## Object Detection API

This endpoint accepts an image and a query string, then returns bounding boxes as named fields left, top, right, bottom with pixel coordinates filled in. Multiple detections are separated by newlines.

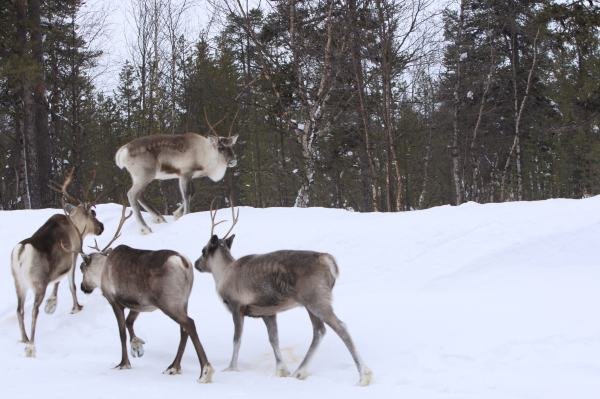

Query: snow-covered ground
left=1, top=198, right=599, bottom=399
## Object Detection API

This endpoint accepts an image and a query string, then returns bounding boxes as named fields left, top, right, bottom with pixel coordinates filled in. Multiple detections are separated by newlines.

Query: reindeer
left=79, top=205, right=214, bottom=383
left=115, top=110, right=239, bottom=234
left=194, top=200, right=373, bottom=386
left=10, top=169, right=104, bottom=357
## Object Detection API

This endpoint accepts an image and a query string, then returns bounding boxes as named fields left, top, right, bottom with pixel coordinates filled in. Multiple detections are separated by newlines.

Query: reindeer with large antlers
left=115, top=110, right=239, bottom=234
left=79, top=205, right=214, bottom=383
left=194, top=199, right=373, bottom=386
left=10, top=169, right=104, bottom=357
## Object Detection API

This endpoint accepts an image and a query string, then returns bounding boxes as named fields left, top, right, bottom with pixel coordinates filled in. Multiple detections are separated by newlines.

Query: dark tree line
left=0, top=0, right=598, bottom=212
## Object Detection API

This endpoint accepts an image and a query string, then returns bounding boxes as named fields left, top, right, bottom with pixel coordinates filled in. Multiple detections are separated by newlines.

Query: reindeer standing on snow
left=194, top=200, right=373, bottom=386
left=78, top=205, right=214, bottom=383
left=10, top=170, right=104, bottom=357
left=115, top=110, right=239, bottom=234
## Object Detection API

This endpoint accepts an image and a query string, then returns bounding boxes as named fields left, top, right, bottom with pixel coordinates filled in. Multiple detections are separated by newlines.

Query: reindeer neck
left=211, top=249, right=236, bottom=286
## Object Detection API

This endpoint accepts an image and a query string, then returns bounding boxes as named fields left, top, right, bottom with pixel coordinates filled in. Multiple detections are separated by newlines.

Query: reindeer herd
left=9, top=121, right=373, bottom=387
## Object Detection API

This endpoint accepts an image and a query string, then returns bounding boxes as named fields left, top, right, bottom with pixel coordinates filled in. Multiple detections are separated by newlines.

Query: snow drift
left=1, top=198, right=599, bottom=399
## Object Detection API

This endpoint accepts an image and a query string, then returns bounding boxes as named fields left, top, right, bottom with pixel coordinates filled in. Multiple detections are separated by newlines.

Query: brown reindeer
left=10, top=170, right=104, bottom=357
left=194, top=200, right=373, bottom=386
left=115, top=110, right=239, bottom=234
left=79, top=206, right=214, bottom=383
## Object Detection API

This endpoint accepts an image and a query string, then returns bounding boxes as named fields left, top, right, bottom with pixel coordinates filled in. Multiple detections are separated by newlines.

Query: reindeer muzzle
left=80, top=283, right=93, bottom=294
left=96, top=222, right=105, bottom=235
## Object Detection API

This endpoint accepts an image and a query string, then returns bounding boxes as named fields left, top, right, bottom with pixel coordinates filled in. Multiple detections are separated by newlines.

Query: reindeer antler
left=203, top=107, right=227, bottom=137
left=208, top=197, right=238, bottom=239
left=209, top=197, right=226, bottom=237
left=54, top=168, right=87, bottom=255
left=49, top=167, right=81, bottom=205
left=89, top=204, right=132, bottom=253
left=228, top=108, right=240, bottom=138
left=222, top=197, right=239, bottom=239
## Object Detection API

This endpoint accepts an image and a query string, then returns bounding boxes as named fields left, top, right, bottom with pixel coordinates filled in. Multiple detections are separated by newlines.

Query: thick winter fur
left=80, top=244, right=213, bottom=383
left=115, top=132, right=238, bottom=234
left=10, top=206, right=104, bottom=357
left=194, top=235, right=372, bottom=385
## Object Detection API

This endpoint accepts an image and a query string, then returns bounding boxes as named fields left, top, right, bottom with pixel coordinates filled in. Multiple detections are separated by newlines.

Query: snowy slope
left=1, top=198, right=599, bottom=399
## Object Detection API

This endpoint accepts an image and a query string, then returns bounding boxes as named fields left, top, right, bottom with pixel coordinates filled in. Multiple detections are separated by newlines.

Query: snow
left=1, top=198, right=600, bottom=398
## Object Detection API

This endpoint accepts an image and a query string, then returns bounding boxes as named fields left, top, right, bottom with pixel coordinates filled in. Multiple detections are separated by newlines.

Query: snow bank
left=1, top=198, right=599, bottom=398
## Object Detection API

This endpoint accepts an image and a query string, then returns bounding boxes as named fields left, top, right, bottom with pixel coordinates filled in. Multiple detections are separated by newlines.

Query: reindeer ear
left=209, top=234, right=219, bottom=248
left=229, top=135, right=238, bottom=145
left=65, top=203, right=76, bottom=214
left=225, top=234, right=235, bottom=249
left=104, top=248, right=113, bottom=256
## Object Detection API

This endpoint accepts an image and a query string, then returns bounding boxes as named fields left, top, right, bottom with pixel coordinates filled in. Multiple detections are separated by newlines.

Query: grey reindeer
left=10, top=170, right=104, bottom=357
left=79, top=205, right=214, bottom=383
left=194, top=201, right=373, bottom=386
left=115, top=110, right=239, bottom=234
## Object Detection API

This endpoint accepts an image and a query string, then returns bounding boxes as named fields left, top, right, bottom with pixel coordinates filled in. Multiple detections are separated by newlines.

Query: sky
left=81, top=0, right=450, bottom=94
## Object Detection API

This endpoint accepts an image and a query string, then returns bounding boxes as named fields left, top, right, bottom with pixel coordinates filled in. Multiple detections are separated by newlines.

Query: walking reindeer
left=79, top=205, right=214, bottom=383
left=115, top=110, right=239, bottom=234
left=10, top=170, right=104, bottom=357
left=194, top=200, right=373, bottom=386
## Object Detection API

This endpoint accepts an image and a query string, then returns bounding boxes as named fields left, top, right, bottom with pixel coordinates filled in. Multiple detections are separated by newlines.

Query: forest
left=0, top=0, right=598, bottom=212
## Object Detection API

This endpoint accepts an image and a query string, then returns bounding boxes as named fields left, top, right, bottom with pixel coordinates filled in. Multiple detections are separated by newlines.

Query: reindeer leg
left=164, top=325, right=188, bottom=375
left=224, top=306, right=244, bottom=372
left=173, top=175, right=192, bottom=220
left=125, top=310, right=145, bottom=358
left=162, top=305, right=213, bottom=383
left=263, top=315, right=290, bottom=377
left=308, top=304, right=372, bottom=386
left=14, top=282, right=29, bottom=343
left=44, top=282, right=59, bottom=314
left=68, top=254, right=83, bottom=313
left=138, top=195, right=167, bottom=224
left=109, top=301, right=131, bottom=369
left=25, top=286, right=45, bottom=357
left=292, top=310, right=325, bottom=380
left=128, top=181, right=152, bottom=234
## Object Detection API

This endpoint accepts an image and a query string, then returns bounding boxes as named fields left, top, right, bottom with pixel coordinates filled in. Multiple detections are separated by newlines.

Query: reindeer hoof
left=130, top=337, right=145, bottom=358
left=222, top=365, right=239, bottom=372
left=44, top=297, right=57, bottom=314
left=198, top=364, right=214, bottom=383
left=172, top=206, right=184, bottom=220
left=140, top=226, right=152, bottom=235
left=115, top=362, right=132, bottom=370
left=163, top=366, right=182, bottom=375
left=358, top=367, right=373, bottom=386
left=24, top=343, right=36, bottom=358
left=70, top=304, right=83, bottom=314
left=292, top=369, right=309, bottom=380
left=276, top=365, right=291, bottom=377
left=152, top=216, right=167, bottom=224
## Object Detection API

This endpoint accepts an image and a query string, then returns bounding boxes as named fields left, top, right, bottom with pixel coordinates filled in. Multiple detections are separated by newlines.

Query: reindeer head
left=80, top=204, right=132, bottom=294
left=66, top=204, right=104, bottom=236
left=195, top=198, right=238, bottom=273
left=204, top=108, right=239, bottom=168
left=53, top=168, right=105, bottom=237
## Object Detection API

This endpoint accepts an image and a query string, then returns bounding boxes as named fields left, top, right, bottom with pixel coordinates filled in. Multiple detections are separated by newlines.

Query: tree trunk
left=348, top=0, right=378, bottom=211
left=29, top=0, right=51, bottom=207
left=451, top=0, right=465, bottom=206
left=16, top=0, right=41, bottom=208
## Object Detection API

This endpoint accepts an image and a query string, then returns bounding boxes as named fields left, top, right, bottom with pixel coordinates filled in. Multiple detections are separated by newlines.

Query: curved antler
left=209, top=197, right=225, bottom=237
left=227, top=108, right=240, bottom=138
left=208, top=197, right=238, bottom=239
left=89, top=204, right=132, bottom=253
left=203, top=107, right=227, bottom=137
